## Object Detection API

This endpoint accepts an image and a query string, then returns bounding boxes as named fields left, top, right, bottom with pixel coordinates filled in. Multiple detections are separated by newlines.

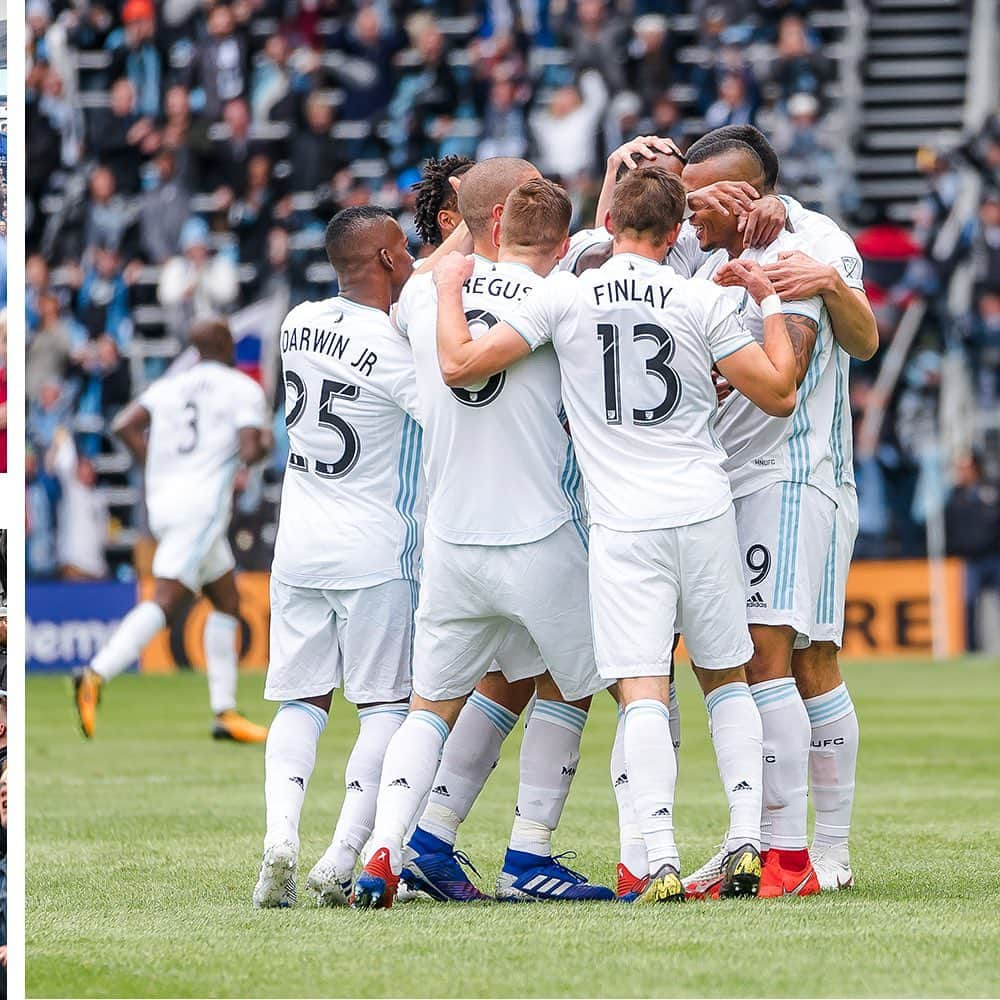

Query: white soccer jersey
left=271, top=296, right=424, bottom=591
left=560, top=222, right=705, bottom=278
left=783, top=196, right=866, bottom=490
left=395, top=260, right=583, bottom=546
left=510, top=252, right=753, bottom=531
left=140, top=360, right=267, bottom=530
left=697, top=231, right=832, bottom=501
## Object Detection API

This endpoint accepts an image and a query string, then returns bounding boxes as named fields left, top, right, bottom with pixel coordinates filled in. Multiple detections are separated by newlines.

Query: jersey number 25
left=284, top=370, right=361, bottom=479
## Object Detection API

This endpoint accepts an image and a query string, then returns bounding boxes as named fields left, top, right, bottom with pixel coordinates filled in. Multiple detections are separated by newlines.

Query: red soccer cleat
left=758, top=848, right=820, bottom=898
left=616, top=863, right=650, bottom=901
left=353, top=847, right=401, bottom=910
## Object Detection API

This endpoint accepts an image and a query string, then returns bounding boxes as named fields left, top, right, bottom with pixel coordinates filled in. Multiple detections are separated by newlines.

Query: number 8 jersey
left=272, top=296, right=424, bottom=591
left=509, top=253, right=752, bottom=531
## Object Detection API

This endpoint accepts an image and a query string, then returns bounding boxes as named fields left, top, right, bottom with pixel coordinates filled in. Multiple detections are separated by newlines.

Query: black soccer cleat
left=719, top=843, right=762, bottom=898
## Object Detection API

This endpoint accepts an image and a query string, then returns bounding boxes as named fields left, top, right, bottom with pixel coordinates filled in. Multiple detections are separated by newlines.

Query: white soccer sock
left=263, top=700, right=327, bottom=848
left=706, top=682, right=763, bottom=852
left=510, top=699, right=587, bottom=856
left=623, top=699, right=679, bottom=872
left=668, top=683, right=681, bottom=764
left=370, top=710, right=450, bottom=873
left=418, top=691, right=518, bottom=846
left=751, top=678, right=810, bottom=852
left=204, top=611, right=239, bottom=715
left=91, top=601, right=166, bottom=682
left=804, top=683, right=859, bottom=851
left=611, top=709, right=647, bottom=877
left=321, top=703, right=408, bottom=873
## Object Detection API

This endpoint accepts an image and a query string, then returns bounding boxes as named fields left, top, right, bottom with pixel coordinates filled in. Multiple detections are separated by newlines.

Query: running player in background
left=252, top=207, right=423, bottom=908
left=433, top=169, right=800, bottom=901
left=73, top=319, right=272, bottom=742
left=353, top=161, right=610, bottom=911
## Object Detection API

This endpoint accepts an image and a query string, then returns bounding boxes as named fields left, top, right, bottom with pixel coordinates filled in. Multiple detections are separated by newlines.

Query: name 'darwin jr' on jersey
left=280, top=319, right=380, bottom=378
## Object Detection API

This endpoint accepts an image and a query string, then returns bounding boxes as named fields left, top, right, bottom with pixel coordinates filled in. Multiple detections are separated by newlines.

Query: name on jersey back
left=280, top=322, right=378, bottom=378
left=592, top=277, right=673, bottom=309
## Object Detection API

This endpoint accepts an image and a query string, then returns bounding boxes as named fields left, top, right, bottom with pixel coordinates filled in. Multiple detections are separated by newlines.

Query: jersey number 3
left=598, top=323, right=681, bottom=426
left=284, top=371, right=361, bottom=479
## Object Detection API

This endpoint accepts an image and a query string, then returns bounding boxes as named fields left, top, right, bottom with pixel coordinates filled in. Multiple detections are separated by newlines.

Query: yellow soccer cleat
left=212, top=710, right=269, bottom=744
left=73, top=668, right=103, bottom=739
left=636, top=864, right=686, bottom=904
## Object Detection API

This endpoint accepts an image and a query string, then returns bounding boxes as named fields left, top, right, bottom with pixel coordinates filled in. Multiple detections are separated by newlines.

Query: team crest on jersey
left=841, top=257, right=860, bottom=278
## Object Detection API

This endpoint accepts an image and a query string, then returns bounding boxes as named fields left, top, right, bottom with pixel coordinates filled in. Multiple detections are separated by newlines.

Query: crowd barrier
left=26, top=559, right=968, bottom=673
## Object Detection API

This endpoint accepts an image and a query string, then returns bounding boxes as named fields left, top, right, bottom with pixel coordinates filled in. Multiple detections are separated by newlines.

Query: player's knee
left=476, top=673, right=534, bottom=714
left=792, top=641, right=842, bottom=699
left=746, top=625, right=796, bottom=684
left=693, top=664, right=747, bottom=695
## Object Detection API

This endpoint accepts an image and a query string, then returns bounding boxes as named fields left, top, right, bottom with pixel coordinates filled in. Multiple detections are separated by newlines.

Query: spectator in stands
left=705, top=72, right=754, bottom=129
left=231, top=153, right=288, bottom=279
left=641, top=94, right=685, bottom=146
left=563, top=0, right=628, bottom=94
left=49, top=428, right=110, bottom=581
left=26, top=254, right=50, bottom=336
left=158, top=217, right=239, bottom=341
left=289, top=94, right=345, bottom=195
left=477, top=72, right=530, bottom=161
left=327, top=6, right=404, bottom=122
left=27, top=294, right=73, bottom=401
left=770, top=92, right=838, bottom=210
left=768, top=13, right=830, bottom=104
left=140, top=150, right=192, bottom=265
left=190, top=3, right=249, bottom=123
left=966, top=289, right=1000, bottom=409
left=250, top=34, right=307, bottom=125
left=603, top=91, right=644, bottom=161
left=27, top=445, right=62, bottom=580
left=969, top=191, right=1000, bottom=293
left=529, top=70, right=608, bottom=183
left=159, top=84, right=197, bottom=188
left=206, top=98, right=259, bottom=204
left=107, top=0, right=162, bottom=119
left=90, top=77, right=152, bottom=195
left=626, top=13, right=674, bottom=110
left=33, top=65, right=85, bottom=173
left=945, top=452, right=1000, bottom=652
left=27, top=380, right=73, bottom=453
left=84, top=165, right=136, bottom=256
left=69, top=243, right=133, bottom=349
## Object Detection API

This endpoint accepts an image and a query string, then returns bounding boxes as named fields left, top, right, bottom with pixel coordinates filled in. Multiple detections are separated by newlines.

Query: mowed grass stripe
left=26, top=659, right=1000, bottom=998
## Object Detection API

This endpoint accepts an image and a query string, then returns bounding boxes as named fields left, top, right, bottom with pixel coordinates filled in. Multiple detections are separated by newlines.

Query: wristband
left=760, top=294, right=781, bottom=318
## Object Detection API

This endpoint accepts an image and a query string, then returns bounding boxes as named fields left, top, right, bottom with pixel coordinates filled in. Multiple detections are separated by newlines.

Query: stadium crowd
left=23, top=0, right=999, bottom=581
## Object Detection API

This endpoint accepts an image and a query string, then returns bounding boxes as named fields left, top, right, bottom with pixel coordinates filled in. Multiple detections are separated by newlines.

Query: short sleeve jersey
left=784, top=196, right=865, bottom=489
left=560, top=221, right=707, bottom=278
left=396, top=260, right=583, bottom=546
left=510, top=252, right=752, bottom=531
left=696, top=230, right=833, bottom=501
left=140, top=360, right=267, bottom=530
left=271, top=296, right=424, bottom=591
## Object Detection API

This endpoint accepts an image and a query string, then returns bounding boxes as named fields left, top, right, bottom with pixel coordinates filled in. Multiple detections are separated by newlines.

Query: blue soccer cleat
left=495, top=849, right=615, bottom=901
left=401, top=827, right=488, bottom=902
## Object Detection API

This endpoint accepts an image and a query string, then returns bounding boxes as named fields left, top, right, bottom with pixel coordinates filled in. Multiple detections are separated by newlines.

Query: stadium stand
left=23, top=0, right=1000, bottom=601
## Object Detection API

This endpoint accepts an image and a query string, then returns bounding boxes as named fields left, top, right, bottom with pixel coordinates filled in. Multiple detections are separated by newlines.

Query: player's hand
left=762, top=251, right=836, bottom=299
left=714, top=258, right=776, bottom=304
left=687, top=181, right=759, bottom=218
left=739, top=194, right=787, bottom=247
left=712, top=367, right=733, bottom=403
left=608, top=135, right=682, bottom=172
left=433, top=251, right=474, bottom=290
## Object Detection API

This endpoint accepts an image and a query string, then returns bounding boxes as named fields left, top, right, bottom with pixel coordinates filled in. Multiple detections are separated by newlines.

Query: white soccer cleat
left=810, top=843, right=854, bottom=891
left=682, top=847, right=727, bottom=900
left=304, top=857, right=353, bottom=907
left=253, top=840, right=298, bottom=908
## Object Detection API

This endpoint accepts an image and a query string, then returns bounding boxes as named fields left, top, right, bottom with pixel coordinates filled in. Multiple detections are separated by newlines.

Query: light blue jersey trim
left=830, top=356, right=848, bottom=487
left=394, top=416, right=423, bottom=608
left=816, top=516, right=838, bottom=625
left=774, top=482, right=803, bottom=611
left=787, top=319, right=825, bottom=486
left=559, top=431, right=589, bottom=551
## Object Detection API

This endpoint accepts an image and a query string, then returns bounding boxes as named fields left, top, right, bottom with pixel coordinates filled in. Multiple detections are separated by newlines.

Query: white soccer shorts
left=810, top=484, right=859, bottom=648
left=589, top=506, right=754, bottom=679
left=151, top=516, right=235, bottom=592
left=265, top=577, right=414, bottom=704
left=412, top=519, right=605, bottom=703
left=734, top=481, right=836, bottom=647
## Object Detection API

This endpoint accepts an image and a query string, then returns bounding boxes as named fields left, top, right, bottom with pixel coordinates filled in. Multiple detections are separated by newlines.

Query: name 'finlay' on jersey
left=272, top=296, right=424, bottom=592
left=509, top=253, right=754, bottom=531
left=140, top=359, right=267, bottom=531
left=396, top=258, right=584, bottom=547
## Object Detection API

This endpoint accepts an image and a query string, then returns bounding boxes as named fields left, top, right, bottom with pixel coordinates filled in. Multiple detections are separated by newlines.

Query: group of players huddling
left=74, top=122, right=875, bottom=908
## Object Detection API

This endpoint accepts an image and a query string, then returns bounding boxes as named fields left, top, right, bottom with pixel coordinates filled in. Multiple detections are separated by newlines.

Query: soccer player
left=73, top=319, right=272, bottom=742
left=412, top=155, right=474, bottom=248
left=430, top=168, right=801, bottom=901
left=680, top=137, right=831, bottom=898
left=252, top=207, right=422, bottom=908
left=690, top=126, right=876, bottom=892
left=353, top=160, right=610, bottom=910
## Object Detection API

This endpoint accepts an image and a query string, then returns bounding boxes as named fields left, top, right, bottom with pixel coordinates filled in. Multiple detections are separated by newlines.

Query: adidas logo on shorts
left=746, top=591, right=767, bottom=608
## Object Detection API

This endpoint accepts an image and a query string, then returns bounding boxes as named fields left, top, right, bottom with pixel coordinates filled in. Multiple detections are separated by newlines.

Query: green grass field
left=26, top=659, right=1000, bottom=998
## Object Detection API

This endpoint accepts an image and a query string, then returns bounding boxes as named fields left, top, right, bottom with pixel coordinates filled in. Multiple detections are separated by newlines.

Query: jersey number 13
left=598, top=322, right=682, bottom=426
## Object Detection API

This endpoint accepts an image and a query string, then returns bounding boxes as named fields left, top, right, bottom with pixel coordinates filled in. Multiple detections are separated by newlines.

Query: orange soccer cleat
left=212, top=710, right=269, bottom=743
left=758, top=848, right=821, bottom=898
left=73, top=668, right=103, bottom=738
